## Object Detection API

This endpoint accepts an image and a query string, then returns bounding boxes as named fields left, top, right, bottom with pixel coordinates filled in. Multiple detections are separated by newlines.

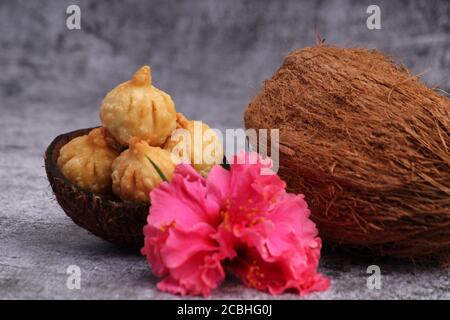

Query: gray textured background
left=1, top=0, right=449, bottom=299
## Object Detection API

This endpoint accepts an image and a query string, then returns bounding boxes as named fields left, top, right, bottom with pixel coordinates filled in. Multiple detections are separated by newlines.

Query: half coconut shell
left=45, top=127, right=148, bottom=248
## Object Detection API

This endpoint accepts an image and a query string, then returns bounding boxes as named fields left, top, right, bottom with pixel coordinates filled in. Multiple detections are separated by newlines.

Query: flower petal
left=158, top=251, right=225, bottom=297
left=229, top=246, right=330, bottom=296
left=148, top=165, right=220, bottom=229
left=161, top=223, right=220, bottom=269
left=206, top=165, right=232, bottom=204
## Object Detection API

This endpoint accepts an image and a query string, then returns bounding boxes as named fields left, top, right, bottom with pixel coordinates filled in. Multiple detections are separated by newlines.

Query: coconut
left=244, top=45, right=450, bottom=262
left=45, top=127, right=148, bottom=248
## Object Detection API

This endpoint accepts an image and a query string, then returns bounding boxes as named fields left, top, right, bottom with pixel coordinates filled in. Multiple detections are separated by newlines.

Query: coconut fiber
left=244, top=45, right=450, bottom=263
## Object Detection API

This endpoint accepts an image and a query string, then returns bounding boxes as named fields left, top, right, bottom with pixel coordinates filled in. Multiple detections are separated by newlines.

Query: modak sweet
left=57, top=127, right=119, bottom=193
left=47, top=65, right=224, bottom=246
left=100, top=65, right=177, bottom=147
left=164, top=113, right=223, bottom=177
left=112, top=137, right=175, bottom=203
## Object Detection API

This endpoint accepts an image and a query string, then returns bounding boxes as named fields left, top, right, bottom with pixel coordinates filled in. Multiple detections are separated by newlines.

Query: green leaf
left=146, top=156, right=168, bottom=182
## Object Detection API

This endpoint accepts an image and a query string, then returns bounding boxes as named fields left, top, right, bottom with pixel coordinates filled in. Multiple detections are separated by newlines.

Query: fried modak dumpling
left=111, top=137, right=175, bottom=203
left=100, top=65, right=177, bottom=147
left=164, top=113, right=223, bottom=177
left=57, top=128, right=119, bottom=193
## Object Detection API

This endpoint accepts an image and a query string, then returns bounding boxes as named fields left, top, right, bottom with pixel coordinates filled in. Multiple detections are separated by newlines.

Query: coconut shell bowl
left=45, top=127, right=148, bottom=248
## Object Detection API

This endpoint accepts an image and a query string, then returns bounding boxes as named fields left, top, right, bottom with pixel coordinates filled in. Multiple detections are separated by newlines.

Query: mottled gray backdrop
left=0, top=0, right=449, bottom=299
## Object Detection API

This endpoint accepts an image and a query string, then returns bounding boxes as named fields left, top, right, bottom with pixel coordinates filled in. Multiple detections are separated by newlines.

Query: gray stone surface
left=0, top=0, right=449, bottom=299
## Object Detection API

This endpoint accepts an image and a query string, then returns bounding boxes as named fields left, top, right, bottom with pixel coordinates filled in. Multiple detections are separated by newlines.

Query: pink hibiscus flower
left=141, top=165, right=226, bottom=297
left=141, top=152, right=330, bottom=297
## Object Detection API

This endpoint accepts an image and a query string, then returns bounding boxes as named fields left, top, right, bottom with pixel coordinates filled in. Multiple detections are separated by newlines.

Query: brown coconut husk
left=45, top=127, right=148, bottom=248
left=244, top=45, right=450, bottom=263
